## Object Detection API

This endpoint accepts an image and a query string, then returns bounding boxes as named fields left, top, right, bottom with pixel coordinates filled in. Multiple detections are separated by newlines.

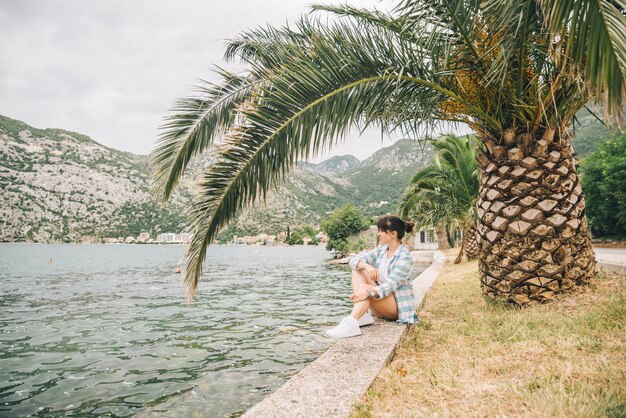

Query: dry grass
left=352, top=261, right=626, bottom=418
left=441, top=248, right=461, bottom=258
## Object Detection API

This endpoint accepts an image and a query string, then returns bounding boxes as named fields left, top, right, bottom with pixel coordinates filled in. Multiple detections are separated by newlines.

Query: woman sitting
left=327, top=215, right=418, bottom=339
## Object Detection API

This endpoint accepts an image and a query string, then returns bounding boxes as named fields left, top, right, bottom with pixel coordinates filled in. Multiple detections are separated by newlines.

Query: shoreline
left=0, top=243, right=349, bottom=417
left=0, top=241, right=327, bottom=248
left=240, top=250, right=444, bottom=417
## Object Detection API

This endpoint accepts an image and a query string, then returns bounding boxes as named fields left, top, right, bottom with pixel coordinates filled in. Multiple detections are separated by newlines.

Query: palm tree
left=150, top=0, right=626, bottom=304
left=398, top=135, right=479, bottom=263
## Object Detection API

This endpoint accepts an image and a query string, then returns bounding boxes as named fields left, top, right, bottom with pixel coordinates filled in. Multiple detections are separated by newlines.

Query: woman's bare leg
left=369, top=295, right=398, bottom=320
left=350, top=270, right=375, bottom=320
left=350, top=269, right=399, bottom=320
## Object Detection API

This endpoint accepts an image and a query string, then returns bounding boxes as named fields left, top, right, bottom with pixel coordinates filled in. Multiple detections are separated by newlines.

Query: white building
left=316, top=232, right=328, bottom=244
left=156, top=232, right=191, bottom=244
left=137, top=231, right=150, bottom=242
left=411, top=228, right=438, bottom=250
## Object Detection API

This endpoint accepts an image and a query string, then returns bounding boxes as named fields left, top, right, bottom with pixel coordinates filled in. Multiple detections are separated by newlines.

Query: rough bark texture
left=437, top=225, right=450, bottom=250
left=476, top=130, right=596, bottom=305
left=464, top=226, right=479, bottom=260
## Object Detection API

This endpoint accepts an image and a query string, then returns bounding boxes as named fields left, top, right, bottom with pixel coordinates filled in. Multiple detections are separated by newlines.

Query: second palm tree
left=398, top=135, right=479, bottom=263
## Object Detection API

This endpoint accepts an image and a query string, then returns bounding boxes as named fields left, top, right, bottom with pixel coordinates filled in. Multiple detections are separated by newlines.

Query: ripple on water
left=0, top=244, right=375, bottom=417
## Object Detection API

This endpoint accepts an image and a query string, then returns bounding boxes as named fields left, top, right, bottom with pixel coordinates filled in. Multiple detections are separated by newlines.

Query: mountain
left=3, top=110, right=612, bottom=244
left=304, top=155, right=360, bottom=176
left=225, top=139, right=433, bottom=237
left=0, top=115, right=190, bottom=242
left=341, top=139, right=433, bottom=215
left=0, top=115, right=435, bottom=243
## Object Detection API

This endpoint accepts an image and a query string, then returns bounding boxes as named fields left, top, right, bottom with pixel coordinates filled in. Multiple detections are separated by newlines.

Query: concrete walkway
left=595, top=247, right=626, bottom=274
left=242, top=251, right=445, bottom=418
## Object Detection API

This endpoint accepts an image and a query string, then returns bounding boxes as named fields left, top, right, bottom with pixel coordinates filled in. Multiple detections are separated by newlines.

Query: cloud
left=1, top=0, right=428, bottom=158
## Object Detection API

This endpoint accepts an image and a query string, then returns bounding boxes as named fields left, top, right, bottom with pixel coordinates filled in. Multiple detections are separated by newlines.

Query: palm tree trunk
left=455, top=226, right=478, bottom=263
left=437, top=224, right=450, bottom=250
left=464, top=226, right=479, bottom=260
left=475, top=131, right=596, bottom=304
left=454, top=234, right=465, bottom=264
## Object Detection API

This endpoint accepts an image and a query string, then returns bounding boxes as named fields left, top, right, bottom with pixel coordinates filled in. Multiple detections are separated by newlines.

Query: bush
left=286, top=229, right=305, bottom=245
left=580, top=136, right=626, bottom=238
left=329, top=239, right=349, bottom=255
left=348, top=238, right=368, bottom=253
left=321, top=204, right=370, bottom=255
left=286, top=225, right=319, bottom=245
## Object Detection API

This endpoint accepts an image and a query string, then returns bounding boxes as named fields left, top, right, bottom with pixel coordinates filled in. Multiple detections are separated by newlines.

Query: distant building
left=137, top=231, right=150, bottom=242
left=411, top=228, right=438, bottom=250
left=233, top=233, right=278, bottom=245
left=156, top=232, right=191, bottom=244
left=254, top=233, right=276, bottom=244
left=242, top=235, right=260, bottom=245
left=157, top=233, right=176, bottom=243
left=125, top=236, right=136, bottom=244
left=316, top=232, right=328, bottom=244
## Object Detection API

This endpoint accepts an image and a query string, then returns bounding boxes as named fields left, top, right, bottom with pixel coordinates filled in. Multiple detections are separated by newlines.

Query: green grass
left=352, top=262, right=626, bottom=417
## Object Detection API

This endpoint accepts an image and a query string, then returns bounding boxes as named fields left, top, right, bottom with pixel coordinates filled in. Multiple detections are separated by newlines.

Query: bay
left=0, top=244, right=356, bottom=417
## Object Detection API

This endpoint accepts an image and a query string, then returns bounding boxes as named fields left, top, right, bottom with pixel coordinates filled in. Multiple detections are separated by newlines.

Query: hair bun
left=405, top=220, right=415, bottom=234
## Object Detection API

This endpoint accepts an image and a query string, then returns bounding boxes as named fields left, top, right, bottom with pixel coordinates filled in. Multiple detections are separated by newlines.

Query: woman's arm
left=348, top=246, right=379, bottom=270
left=349, top=247, right=381, bottom=281
left=371, top=250, right=413, bottom=299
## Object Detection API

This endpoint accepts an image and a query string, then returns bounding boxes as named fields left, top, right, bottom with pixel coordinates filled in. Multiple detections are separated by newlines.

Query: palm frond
left=480, top=0, right=543, bottom=91
left=181, top=19, right=470, bottom=297
left=310, top=3, right=421, bottom=43
left=223, top=22, right=311, bottom=67
left=538, top=0, right=626, bottom=124
left=396, top=0, right=482, bottom=60
left=150, top=68, right=260, bottom=202
left=398, top=134, right=478, bottom=232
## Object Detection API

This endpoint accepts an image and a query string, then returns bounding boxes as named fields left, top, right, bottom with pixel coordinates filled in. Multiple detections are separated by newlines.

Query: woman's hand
left=366, top=265, right=378, bottom=281
left=356, top=260, right=378, bottom=282
left=349, top=286, right=370, bottom=303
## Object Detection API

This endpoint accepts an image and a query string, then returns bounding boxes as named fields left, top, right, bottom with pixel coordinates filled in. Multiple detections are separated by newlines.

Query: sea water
left=0, top=244, right=424, bottom=417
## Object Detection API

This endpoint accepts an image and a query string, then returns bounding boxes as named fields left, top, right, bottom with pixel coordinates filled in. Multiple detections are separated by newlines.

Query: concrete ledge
left=241, top=318, right=408, bottom=418
left=412, top=251, right=445, bottom=310
left=598, top=261, right=626, bottom=275
left=242, top=251, right=446, bottom=418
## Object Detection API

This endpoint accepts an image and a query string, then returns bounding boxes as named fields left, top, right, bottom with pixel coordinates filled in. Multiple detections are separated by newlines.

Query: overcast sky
left=0, top=0, right=452, bottom=162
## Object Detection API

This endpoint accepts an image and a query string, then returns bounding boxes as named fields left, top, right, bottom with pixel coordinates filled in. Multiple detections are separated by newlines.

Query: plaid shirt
left=349, top=244, right=418, bottom=324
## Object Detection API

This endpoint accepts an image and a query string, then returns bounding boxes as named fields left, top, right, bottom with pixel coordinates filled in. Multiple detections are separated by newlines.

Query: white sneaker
left=326, top=316, right=361, bottom=338
left=358, top=312, right=374, bottom=327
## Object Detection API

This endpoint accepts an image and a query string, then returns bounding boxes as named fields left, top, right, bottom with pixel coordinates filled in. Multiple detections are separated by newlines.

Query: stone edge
left=241, top=251, right=446, bottom=418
